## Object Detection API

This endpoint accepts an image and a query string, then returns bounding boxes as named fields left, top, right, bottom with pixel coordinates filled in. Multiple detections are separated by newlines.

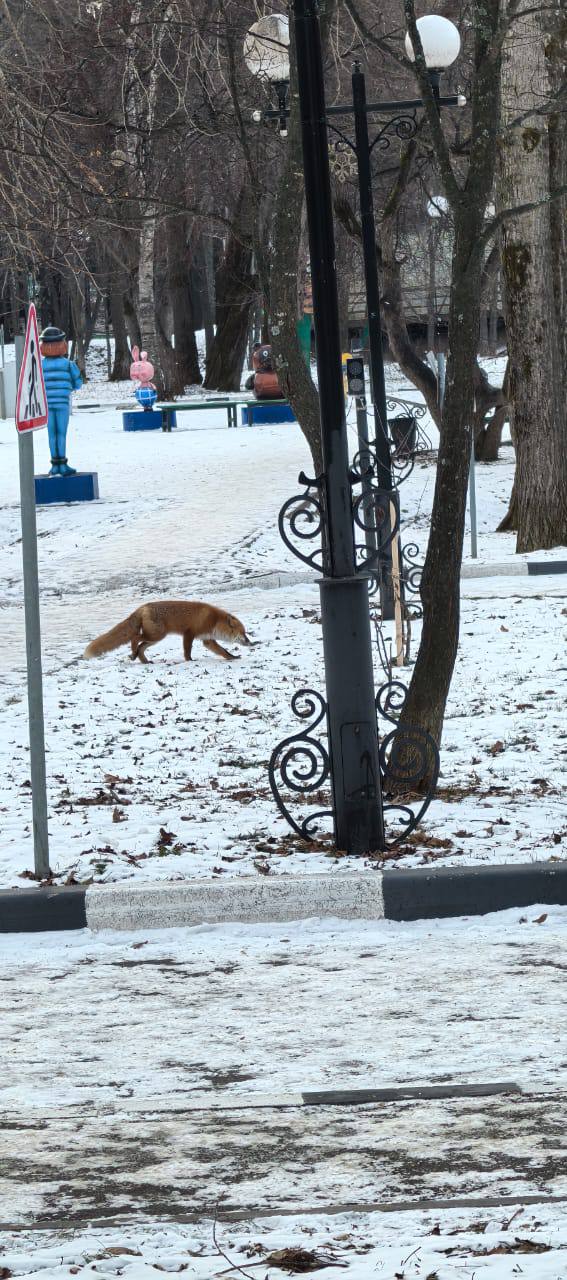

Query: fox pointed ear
left=131, top=345, right=139, bottom=362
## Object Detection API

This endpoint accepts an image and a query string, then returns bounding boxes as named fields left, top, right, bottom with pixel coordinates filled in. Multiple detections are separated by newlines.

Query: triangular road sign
left=16, top=305, right=48, bottom=433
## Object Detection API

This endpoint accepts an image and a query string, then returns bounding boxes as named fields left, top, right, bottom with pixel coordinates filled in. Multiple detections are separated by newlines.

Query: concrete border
left=201, top=559, right=567, bottom=597
left=0, top=862, right=566, bottom=933
left=383, top=862, right=567, bottom=920
left=0, top=885, right=87, bottom=933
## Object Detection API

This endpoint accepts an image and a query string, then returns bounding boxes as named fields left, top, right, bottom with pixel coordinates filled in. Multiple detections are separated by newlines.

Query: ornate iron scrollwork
left=349, top=460, right=401, bottom=583
left=370, top=112, right=419, bottom=153
left=375, top=674, right=440, bottom=846
left=268, top=689, right=333, bottom=840
left=268, top=671, right=439, bottom=849
left=278, top=470, right=325, bottom=573
left=400, top=541, right=423, bottom=619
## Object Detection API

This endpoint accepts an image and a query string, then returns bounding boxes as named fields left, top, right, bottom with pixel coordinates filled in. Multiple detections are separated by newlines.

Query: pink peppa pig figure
left=130, top=345, right=157, bottom=411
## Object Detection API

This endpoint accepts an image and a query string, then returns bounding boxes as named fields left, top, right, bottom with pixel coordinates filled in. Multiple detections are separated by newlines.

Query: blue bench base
left=241, top=403, right=296, bottom=425
left=35, top=472, right=99, bottom=504
left=123, top=409, right=177, bottom=431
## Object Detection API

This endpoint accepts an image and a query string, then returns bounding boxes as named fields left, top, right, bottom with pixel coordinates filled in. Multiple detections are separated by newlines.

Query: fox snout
left=240, top=630, right=260, bottom=646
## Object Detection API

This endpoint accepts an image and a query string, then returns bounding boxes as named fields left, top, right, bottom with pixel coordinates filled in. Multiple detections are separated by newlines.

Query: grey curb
left=1, top=862, right=566, bottom=933
left=209, top=558, right=567, bottom=597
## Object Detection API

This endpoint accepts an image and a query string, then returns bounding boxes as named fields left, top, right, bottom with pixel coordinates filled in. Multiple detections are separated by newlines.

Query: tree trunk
left=548, top=18, right=566, bottom=375
left=399, top=210, right=487, bottom=749
left=397, top=0, right=501, bottom=762
left=204, top=185, right=257, bottom=392
left=137, top=214, right=166, bottom=397
left=473, top=359, right=508, bottom=460
left=379, top=145, right=441, bottom=425
left=191, top=230, right=215, bottom=361
left=497, top=0, right=567, bottom=551
left=269, top=59, right=323, bottom=474
left=123, top=294, right=141, bottom=351
left=426, top=224, right=437, bottom=353
left=168, top=214, right=201, bottom=390
left=109, top=286, right=131, bottom=380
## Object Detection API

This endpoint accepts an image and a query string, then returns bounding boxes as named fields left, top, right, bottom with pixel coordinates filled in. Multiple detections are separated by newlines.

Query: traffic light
left=345, top=355, right=366, bottom=397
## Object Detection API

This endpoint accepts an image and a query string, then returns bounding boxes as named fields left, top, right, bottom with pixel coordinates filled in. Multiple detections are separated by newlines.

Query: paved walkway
left=2, top=912, right=566, bottom=1228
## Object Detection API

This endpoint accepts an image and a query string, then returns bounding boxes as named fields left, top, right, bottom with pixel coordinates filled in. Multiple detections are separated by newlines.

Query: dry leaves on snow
left=263, top=1246, right=347, bottom=1272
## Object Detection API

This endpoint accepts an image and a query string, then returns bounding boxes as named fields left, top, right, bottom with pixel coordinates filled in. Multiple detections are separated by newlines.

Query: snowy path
left=1, top=382, right=566, bottom=885
left=1, top=911, right=566, bottom=1228
left=0, top=411, right=313, bottom=603
left=0, top=577, right=565, bottom=886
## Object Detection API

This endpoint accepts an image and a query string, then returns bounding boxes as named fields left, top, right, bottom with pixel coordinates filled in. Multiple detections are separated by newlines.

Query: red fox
left=84, top=601, right=253, bottom=664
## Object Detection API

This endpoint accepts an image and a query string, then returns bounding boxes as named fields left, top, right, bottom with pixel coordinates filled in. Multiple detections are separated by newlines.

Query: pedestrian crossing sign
left=16, top=305, right=48, bottom=432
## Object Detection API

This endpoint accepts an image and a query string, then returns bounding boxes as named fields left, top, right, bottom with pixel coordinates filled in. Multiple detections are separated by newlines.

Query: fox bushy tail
left=84, top=610, right=141, bottom=658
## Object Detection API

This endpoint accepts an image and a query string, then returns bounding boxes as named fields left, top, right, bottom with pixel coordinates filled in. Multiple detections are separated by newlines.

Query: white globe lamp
left=243, top=14, right=290, bottom=83
left=404, top=15, right=461, bottom=70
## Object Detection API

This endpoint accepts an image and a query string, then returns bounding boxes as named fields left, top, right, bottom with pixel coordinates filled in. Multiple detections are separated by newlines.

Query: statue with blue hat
left=39, top=326, right=82, bottom=476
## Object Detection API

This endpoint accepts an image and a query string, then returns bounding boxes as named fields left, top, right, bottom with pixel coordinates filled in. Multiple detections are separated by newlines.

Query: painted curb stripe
left=382, top=862, right=567, bottom=921
left=85, top=872, right=385, bottom=933
left=527, top=560, right=567, bottom=576
left=0, top=886, right=86, bottom=933
left=3, top=1193, right=566, bottom=1233
left=301, top=1082, right=521, bottom=1105
left=1, top=1081, right=523, bottom=1122
left=1, top=863, right=566, bottom=933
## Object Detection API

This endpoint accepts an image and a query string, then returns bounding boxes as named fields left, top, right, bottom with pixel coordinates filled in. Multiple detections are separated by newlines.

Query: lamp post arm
left=403, top=0, right=462, bottom=208
left=261, top=94, right=463, bottom=123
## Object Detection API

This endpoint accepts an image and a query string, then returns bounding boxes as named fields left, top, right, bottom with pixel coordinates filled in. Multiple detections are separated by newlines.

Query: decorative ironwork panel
left=400, top=541, right=423, bottom=619
left=278, top=471, right=326, bottom=574
left=268, top=689, right=333, bottom=841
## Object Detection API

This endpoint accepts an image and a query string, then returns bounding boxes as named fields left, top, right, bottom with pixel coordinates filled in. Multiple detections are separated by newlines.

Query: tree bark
left=548, top=19, right=567, bottom=375
left=109, top=285, right=131, bottom=380
left=497, top=0, right=567, bottom=551
left=398, top=0, right=501, bottom=759
left=203, top=185, right=257, bottom=392
left=168, top=214, right=201, bottom=390
left=137, top=213, right=166, bottom=397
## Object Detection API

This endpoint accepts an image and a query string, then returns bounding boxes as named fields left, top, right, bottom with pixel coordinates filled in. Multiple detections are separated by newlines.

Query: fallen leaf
left=94, top=1249, right=142, bottom=1259
left=533, top=913, right=547, bottom=924
left=470, top=1238, right=551, bottom=1256
left=158, top=828, right=176, bottom=846
left=487, top=741, right=505, bottom=756
left=264, top=1246, right=345, bottom=1272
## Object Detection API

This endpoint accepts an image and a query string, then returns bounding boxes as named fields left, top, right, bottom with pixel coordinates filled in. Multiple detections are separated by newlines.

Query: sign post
left=16, top=305, right=50, bottom=879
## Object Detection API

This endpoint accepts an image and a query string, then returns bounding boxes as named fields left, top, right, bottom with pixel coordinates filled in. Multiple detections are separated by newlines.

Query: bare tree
left=497, top=0, right=567, bottom=549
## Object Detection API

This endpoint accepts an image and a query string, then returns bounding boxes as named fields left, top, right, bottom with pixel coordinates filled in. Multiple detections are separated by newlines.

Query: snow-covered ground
left=3, top=1206, right=567, bottom=1280
left=0, top=353, right=565, bottom=885
left=1, top=911, right=567, bottom=1273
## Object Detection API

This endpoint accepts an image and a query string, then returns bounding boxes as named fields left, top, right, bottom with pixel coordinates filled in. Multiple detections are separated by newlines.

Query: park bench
left=156, top=396, right=293, bottom=431
left=76, top=395, right=293, bottom=431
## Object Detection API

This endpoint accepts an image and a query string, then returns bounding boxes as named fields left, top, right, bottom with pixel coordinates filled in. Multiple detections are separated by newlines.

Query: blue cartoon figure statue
left=39, top=326, right=82, bottom=476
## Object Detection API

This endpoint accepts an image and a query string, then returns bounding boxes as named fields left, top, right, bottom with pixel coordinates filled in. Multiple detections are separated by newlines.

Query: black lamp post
left=252, top=13, right=462, bottom=628
left=246, top=4, right=458, bottom=854
left=296, top=0, right=388, bottom=853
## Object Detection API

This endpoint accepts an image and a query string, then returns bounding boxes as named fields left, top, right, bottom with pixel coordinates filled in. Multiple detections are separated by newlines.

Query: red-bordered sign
left=16, top=305, right=48, bottom=433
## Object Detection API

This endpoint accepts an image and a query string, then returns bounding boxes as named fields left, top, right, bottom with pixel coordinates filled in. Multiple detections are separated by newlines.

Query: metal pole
left=17, top=428, right=50, bottom=878
left=437, top=352, right=446, bottom=409
left=469, top=433, right=478, bottom=559
left=294, top=0, right=384, bottom=853
left=350, top=354, right=377, bottom=561
left=351, top=62, right=395, bottom=622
